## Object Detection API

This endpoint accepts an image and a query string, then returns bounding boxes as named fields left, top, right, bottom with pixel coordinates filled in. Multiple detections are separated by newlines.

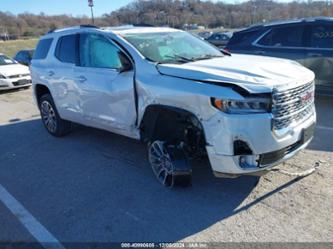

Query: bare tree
left=0, top=0, right=332, bottom=38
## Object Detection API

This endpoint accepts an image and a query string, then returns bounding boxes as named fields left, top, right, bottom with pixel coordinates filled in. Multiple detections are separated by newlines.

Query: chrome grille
left=8, top=74, right=30, bottom=79
left=272, top=81, right=315, bottom=130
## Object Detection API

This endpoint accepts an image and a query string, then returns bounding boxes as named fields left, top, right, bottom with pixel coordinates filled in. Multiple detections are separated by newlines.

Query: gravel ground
left=0, top=88, right=39, bottom=123
left=0, top=87, right=332, bottom=244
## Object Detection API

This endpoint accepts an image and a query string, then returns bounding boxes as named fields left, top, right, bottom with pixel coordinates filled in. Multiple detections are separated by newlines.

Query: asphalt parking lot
left=0, top=88, right=332, bottom=245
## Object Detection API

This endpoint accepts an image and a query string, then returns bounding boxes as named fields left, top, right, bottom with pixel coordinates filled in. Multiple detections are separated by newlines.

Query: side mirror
left=118, top=51, right=133, bottom=73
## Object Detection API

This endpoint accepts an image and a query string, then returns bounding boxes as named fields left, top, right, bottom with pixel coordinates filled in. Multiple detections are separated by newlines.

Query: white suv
left=30, top=25, right=316, bottom=187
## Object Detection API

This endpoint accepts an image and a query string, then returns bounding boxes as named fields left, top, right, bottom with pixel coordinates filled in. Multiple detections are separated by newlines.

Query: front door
left=73, top=32, right=137, bottom=138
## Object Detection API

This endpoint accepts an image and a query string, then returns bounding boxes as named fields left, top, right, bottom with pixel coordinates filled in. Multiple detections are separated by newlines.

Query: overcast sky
left=1, top=0, right=295, bottom=16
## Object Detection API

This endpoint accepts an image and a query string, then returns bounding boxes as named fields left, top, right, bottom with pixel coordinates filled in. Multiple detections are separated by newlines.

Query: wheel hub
left=148, top=140, right=192, bottom=187
left=40, top=100, right=57, bottom=133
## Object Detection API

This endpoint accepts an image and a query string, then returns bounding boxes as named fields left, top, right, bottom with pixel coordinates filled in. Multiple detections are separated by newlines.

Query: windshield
left=123, top=31, right=223, bottom=64
left=0, top=55, right=17, bottom=66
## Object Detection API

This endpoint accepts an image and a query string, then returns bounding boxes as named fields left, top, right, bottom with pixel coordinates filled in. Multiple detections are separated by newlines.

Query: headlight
left=211, top=97, right=271, bottom=114
left=0, top=74, right=6, bottom=79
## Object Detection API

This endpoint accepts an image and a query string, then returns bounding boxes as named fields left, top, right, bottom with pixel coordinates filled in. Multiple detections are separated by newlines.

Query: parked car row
left=0, top=20, right=329, bottom=186
left=2, top=17, right=333, bottom=93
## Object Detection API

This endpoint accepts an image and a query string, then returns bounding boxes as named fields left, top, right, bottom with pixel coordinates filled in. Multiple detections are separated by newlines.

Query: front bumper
left=208, top=137, right=312, bottom=177
left=0, top=77, right=32, bottom=90
left=203, top=108, right=316, bottom=175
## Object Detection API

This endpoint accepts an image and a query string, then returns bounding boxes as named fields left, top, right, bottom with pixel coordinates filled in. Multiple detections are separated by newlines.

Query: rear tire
left=39, top=93, right=72, bottom=137
left=148, top=140, right=192, bottom=188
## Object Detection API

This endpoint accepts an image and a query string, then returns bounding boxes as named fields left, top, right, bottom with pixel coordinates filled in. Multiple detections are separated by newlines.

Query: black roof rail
left=312, top=16, right=333, bottom=21
left=47, top=28, right=56, bottom=34
left=79, top=24, right=99, bottom=29
left=132, top=23, right=155, bottom=27
left=46, top=24, right=99, bottom=34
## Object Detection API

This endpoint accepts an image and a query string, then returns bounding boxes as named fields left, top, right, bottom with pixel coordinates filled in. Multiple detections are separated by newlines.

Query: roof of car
left=103, top=26, right=180, bottom=35
left=46, top=25, right=180, bottom=37
left=238, top=16, right=333, bottom=32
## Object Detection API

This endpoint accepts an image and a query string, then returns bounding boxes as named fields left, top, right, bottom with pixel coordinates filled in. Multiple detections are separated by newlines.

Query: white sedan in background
left=0, top=53, right=31, bottom=90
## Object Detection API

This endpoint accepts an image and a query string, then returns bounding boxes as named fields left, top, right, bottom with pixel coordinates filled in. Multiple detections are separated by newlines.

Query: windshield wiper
left=163, top=54, right=195, bottom=63
left=193, top=54, right=224, bottom=61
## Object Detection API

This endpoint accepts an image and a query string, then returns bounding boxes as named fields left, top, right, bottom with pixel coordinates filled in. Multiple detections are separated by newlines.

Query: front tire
left=39, top=94, right=72, bottom=137
left=148, top=140, right=192, bottom=188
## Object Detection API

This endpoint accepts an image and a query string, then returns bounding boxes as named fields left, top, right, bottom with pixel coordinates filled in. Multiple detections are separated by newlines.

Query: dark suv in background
left=14, top=49, right=34, bottom=66
left=226, top=17, right=333, bottom=94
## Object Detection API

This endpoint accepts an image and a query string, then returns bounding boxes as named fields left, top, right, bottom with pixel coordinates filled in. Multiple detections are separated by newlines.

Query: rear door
left=253, top=24, right=308, bottom=63
left=73, top=32, right=137, bottom=137
left=51, top=33, right=83, bottom=123
left=304, top=22, right=333, bottom=91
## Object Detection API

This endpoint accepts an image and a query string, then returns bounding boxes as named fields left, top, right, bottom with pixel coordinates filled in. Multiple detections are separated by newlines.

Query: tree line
left=1, top=0, right=333, bottom=38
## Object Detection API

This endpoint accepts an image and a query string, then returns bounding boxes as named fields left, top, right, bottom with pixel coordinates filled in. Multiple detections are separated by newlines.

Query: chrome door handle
left=48, top=71, right=55, bottom=76
left=77, top=76, right=87, bottom=83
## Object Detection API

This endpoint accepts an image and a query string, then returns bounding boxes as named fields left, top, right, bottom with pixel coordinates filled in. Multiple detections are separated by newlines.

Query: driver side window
left=258, top=25, right=304, bottom=47
left=79, top=33, right=122, bottom=69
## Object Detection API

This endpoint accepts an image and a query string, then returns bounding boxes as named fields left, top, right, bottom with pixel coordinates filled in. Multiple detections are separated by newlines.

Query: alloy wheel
left=40, top=100, right=57, bottom=133
left=148, top=140, right=174, bottom=187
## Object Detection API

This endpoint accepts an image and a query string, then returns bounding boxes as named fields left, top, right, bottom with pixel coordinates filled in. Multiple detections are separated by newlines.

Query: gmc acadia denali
left=30, top=25, right=316, bottom=187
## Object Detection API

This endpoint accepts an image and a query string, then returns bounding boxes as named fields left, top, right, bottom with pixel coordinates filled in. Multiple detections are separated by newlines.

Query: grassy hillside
left=0, top=39, right=38, bottom=58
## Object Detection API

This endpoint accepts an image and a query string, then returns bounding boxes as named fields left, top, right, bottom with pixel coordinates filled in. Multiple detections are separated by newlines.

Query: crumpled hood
left=0, top=64, right=30, bottom=77
left=157, top=54, right=315, bottom=93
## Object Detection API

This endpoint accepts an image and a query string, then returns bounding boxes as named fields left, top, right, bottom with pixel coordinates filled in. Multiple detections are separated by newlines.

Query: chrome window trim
left=252, top=27, right=333, bottom=51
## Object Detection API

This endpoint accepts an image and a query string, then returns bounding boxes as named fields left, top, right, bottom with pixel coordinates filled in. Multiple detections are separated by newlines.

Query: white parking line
left=0, top=184, right=65, bottom=249
left=316, top=125, right=333, bottom=131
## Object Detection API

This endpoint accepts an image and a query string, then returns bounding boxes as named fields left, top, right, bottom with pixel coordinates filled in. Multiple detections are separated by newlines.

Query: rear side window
left=55, top=34, right=77, bottom=63
left=33, top=38, right=53, bottom=59
left=228, top=30, right=259, bottom=46
left=258, top=26, right=304, bottom=47
left=310, top=24, right=333, bottom=49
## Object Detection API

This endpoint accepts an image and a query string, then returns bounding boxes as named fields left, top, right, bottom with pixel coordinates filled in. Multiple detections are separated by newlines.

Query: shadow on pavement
left=0, top=109, right=328, bottom=242
left=0, top=87, right=30, bottom=95
left=0, top=119, right=260, bottom=242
